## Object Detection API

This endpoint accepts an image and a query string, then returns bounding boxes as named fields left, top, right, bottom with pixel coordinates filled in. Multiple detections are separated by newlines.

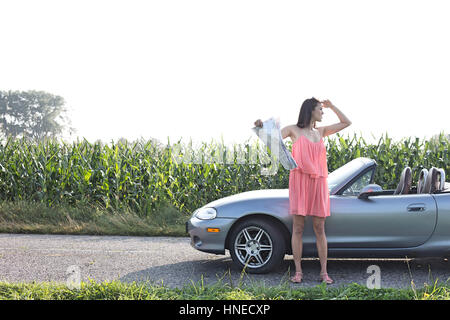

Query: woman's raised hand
left=321, top=100, right=334, bottom=108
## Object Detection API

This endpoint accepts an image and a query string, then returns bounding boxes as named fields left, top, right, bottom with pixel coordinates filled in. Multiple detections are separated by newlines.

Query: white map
left=252, top=117, right=298, bottom=175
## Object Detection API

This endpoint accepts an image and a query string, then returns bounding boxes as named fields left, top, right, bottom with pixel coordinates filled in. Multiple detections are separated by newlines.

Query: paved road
left=0, top=233, right=449, bottom=289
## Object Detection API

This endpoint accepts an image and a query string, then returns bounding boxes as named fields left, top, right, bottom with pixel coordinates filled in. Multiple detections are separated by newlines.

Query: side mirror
left=358, top=184, right=383, bottom=200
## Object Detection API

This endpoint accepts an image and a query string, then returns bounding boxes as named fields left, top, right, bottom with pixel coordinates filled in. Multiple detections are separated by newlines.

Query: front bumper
left=186, top=216, right=236, bottom=255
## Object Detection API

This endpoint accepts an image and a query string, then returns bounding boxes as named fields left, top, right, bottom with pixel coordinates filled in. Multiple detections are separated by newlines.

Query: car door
left=325, top=171, right=438, bottom=248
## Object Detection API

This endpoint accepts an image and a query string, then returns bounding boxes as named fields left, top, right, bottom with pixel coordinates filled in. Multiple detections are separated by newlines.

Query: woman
left=254, top=97, right=351, bottom=284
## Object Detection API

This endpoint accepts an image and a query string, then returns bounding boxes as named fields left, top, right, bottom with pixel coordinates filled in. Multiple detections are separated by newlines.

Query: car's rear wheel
left=228, top=218, right=286, bottom=274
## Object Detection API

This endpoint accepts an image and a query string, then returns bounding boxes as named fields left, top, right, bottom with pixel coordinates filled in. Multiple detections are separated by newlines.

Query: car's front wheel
left=228, top=218, right=286, bottom=274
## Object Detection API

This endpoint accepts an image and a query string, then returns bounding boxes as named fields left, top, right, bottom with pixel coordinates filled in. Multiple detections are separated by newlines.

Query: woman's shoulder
left=281, top=124, right=297, bottom=140
left=315, top=126, right=324, bottom=138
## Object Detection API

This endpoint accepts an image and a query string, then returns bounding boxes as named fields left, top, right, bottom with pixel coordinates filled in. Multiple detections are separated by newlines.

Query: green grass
left=1, top=278, right=450, bottom=300
left=0, top=200, right=187, bottom=237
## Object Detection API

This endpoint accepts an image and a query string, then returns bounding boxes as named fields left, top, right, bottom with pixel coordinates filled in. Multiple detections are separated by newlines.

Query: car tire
left=228, top=217, right=286, bottom=274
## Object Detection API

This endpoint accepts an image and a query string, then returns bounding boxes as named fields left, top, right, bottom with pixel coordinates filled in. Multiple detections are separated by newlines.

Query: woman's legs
left=312, top=216, right=332, bottom=282
left=291, top=215, right=305, bottom=274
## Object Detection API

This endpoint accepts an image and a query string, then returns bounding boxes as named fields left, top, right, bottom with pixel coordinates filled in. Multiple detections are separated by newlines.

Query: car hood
left=201, top=189, right=289, bottom=209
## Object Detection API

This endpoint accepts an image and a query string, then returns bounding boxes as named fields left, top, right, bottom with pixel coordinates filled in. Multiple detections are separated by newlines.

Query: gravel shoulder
left=0, top=233, right=449, bottom=289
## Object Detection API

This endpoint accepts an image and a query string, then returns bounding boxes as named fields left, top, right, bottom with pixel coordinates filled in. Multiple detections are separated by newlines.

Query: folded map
left=252, top=117, right=298, bottom=175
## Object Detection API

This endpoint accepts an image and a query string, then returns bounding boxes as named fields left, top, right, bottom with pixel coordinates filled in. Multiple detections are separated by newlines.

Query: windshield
left=327, top=159, right=369, bottom=192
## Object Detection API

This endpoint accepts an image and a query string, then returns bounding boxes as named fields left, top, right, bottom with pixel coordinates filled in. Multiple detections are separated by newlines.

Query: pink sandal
left=319, top=272, right=333, bottom=284
left=290, top=272, right=303, bottom=283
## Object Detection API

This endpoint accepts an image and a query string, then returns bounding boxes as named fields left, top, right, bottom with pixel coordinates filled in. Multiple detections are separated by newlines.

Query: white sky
left=1, top=0, right=449, bottom=147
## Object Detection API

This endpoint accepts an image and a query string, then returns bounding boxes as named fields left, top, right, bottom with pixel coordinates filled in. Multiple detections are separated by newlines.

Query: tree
left=0, top=90, right=75, bottom=140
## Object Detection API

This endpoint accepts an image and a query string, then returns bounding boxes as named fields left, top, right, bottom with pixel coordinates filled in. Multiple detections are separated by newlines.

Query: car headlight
left=194, top=207, right=217, bottom=220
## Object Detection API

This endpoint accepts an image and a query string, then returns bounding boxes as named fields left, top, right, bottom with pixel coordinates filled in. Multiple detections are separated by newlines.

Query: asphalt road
left=0, top=233, right=449, bottom=289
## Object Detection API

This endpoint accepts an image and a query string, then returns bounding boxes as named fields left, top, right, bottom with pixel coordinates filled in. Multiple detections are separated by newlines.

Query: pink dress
left=289, top=135, right=330, bottom=218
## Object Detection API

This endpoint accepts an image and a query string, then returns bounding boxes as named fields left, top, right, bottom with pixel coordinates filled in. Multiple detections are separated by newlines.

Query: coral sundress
left=289, top=135, right=330, bottom=218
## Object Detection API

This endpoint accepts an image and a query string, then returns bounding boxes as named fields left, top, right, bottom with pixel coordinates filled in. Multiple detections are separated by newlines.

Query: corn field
left=0, top=132, right=449, bottom=217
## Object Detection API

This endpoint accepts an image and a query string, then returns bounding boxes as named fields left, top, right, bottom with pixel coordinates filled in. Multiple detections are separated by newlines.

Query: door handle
left=407, top=203, right=426, bottom=212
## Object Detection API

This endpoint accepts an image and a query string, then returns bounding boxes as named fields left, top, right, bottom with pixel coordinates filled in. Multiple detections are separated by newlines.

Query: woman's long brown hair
left=296, top=97, right=320, bottom=129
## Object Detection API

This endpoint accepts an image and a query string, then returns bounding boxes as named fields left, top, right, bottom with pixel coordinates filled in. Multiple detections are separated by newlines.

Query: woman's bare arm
left=317, top=100, right=352, bottom=137
left=281, top=125, right=292, bottom=140
left=255, top=118, right=291, bottom=139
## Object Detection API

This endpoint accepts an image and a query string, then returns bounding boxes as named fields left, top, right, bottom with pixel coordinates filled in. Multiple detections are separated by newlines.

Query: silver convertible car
left=186, top=157, right=450, bottom=273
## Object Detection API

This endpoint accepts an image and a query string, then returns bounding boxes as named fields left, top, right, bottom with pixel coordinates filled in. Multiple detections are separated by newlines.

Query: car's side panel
left=416, top=193, right=450, bottom=257
left=324, top=194, right=437, bottom=248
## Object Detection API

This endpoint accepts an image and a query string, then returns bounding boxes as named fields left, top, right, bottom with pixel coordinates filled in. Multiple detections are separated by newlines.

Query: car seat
left=438, top=168, right=446, bottom=190
left=422, top=167, right=441, bottom=193
left=393, top=166, right=412, bottom=195
left=417, top=168, right=428, bottom=194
